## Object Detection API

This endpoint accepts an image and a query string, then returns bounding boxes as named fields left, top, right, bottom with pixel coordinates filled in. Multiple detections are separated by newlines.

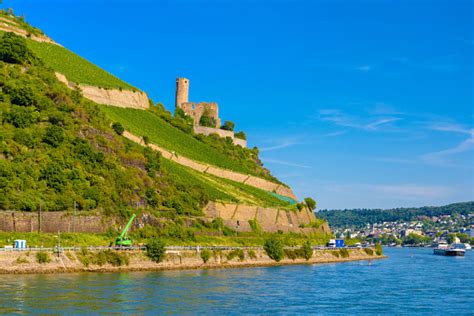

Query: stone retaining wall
left=123, top=131, right=298, bottom=200
left=55, top=73, right=149, bottom=110
left=194, top=125, right=247, bottom=147
left=0, top=18, right=58, bottom=45
left=204, top=202, right=330, bottom=234
left=0, top=211, right=108, bottom=233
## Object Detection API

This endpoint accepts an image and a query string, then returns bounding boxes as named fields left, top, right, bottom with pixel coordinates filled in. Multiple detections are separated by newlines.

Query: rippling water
left=1, top=248, right=473, bottom=315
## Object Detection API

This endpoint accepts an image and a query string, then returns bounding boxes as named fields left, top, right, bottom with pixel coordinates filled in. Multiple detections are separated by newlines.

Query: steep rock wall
left=0, top=18, right=58, bottom=45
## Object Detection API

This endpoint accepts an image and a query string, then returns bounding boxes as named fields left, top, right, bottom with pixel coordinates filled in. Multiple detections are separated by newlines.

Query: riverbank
left=0, top=248, right=384, bottom=274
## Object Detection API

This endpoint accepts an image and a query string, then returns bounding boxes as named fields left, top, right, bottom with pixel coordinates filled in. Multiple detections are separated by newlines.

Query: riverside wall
left=122, top=131, right=298, bottom=200
left=0, top=248, right=384, bottom=274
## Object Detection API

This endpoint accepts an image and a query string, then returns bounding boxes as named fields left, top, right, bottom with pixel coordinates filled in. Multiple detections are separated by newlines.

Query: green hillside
left=103, top=106, right=281, bottom=183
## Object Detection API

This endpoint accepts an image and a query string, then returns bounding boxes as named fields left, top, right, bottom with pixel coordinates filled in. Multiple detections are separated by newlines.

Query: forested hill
left=317, top=202, right=474, bottom=228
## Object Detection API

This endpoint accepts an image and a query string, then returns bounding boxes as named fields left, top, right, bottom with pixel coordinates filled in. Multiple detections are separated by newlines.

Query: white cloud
left=262, top=158, right=312, bottom=169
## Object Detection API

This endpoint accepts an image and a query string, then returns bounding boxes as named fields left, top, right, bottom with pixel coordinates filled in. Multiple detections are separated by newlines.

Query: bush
left=247, top=249, right=257, bottom=260
left=304, top=197, right=317, bottom=211
left=199, top=114, right=217, bottom=128
left=301, top=241, right=313, bottom=260
left=284, top=249, right=298, bottom=260
left=248, top=219, right=261, bottom=234
left=221, top=121, right=235, bottom=131
left=375, top=243, right=383, bottom=256
left=226, top=249, right=245, bottom=261
left=112, top=122, right=124, bottom=135
left=201, top=249, right=212, bottom=263
left=364, top=248, right=374, bottom=256
left=4, top=85, right=37, bottom=106
left=339, top=248, right=350, bottom=258
left=234, top=131, right=246, bottom=140
left=43, top=125, right=65, bottom=147
left=36, top=251, right=51, bottom=264
left=264, top=237, right=284, bottom=262
left=5, top=106, right=39, bottom=128
left=331, top=251, right=340, bottom=258
left=146, top=238, right=166, bottom=263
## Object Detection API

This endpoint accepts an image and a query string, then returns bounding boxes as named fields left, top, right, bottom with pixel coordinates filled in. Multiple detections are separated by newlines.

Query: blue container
left=14, top=240, right=26, bottom=249
left=335, top=239, right=344, bottom=248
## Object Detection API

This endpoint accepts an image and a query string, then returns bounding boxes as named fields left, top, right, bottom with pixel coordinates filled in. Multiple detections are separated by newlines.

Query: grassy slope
left=103, top=106, right=264, bottom=176
left=25, top=38, right=136, bottom=90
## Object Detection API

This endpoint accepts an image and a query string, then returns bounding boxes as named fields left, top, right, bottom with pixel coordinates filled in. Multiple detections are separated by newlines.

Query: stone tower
left=175, top=77, right=189, bottom=108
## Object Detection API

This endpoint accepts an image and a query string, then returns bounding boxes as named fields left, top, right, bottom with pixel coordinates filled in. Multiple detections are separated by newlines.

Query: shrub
left=143, top=135, right=150, bottom=145
left=146, top=238, right=166, bottom=263
left=264, top=237, right=284, bottom=262
left=304, top=197, right=317, bottom=211
left=199, top=113, right=217, bottom=128
left=301, top=241, right=313, bottom=260
left=5, top=106, right=39, bottom=128
left=331, top=251, right=340, bottom=258
left=221, top=121, right=235, bottom=131
left=364, top=248, right=374, bottom=256
left=226, top=249, right=245, bottom=261
left=201, top=249, right=212, bottom=263
left=234, top=131, right=246, bottom=140
left=4, top=85, right=37, bottom=106
left=284, top=249, right=297, bottom=260
left=36, top=251, right=51, bottom=264
left=248, top=219, right=261, bottom=234
left=339, top=248, right=350, bottom=258
left=43, top=125, right=65, bottom=147
left=247, top=249, right=257, bottom=260
left=375, top=243, right=383, bottom=256
left=112, top=122, right=124, bottom=135
left=16, top=256, right=29, bottom=264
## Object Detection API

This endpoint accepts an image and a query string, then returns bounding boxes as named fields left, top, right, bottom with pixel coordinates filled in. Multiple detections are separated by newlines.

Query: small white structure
left=14, top=240, right=27, bottom=249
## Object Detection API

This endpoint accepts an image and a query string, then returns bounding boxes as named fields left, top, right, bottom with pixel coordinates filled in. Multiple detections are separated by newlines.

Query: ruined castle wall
left=55, top=72, right=149, bottom=110
left=181, top=102, right=221, bottom=127
left=204, top=202, right=320, bottom=233
left=193, top=126, right=247, bottom=148
left=175, top=78, right=189, bottom=107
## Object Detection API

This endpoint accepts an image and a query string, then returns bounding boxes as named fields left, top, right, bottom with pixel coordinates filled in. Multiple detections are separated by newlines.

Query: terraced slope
left=103, top=106, right=264, bottom=177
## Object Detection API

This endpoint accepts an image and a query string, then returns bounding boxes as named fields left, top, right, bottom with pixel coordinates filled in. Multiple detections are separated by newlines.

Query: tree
left=304, top=197, right=317, bottom=211
left=301, top=241, right=313, bottom=260
left=112, top=122, right=124, bottom=135
left=234, top=131, right=246, bottom=140
left=146, top=238, right=166, bottom=263
left=221, top=121, right=235, bottom=131
left=264, top=237, right=284, bottom=262
left=199, top=109, right=217, bottom=128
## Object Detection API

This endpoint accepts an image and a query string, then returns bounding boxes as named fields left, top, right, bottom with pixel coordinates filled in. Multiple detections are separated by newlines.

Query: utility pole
left=57, top=230, right=61, bottom=257
left=73, top=201, right=76, bottom=233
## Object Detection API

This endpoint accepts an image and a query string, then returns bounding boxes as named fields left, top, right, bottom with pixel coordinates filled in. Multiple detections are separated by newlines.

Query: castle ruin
left=175, top=77, right=246, bottom=147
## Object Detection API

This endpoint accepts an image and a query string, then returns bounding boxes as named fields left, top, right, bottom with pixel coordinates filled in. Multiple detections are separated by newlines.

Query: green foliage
left=0, top=32, right=38, bottom=64
left=25, top=39, right=135, bottom=90
left=199, top=109, right=217, bottom=128
left=4, top=106, right=39, bottom=128
left=200, top=249, right=212, bottom=263
left=318, top=202, right=474, bottom=229
left=304, top=197, right=317, bottom=211
left=234, top=131, right=246, bottom=140
left=403, top=233, right=431, bottom=246
left=339, top=248, right=350, bottom=258
left=264, top=237, right=284, bottom=262
left=248, top=219, right=261, bottom=234
left=364, top=248, right=374, bottom=255
left=102, top=106, right=281, bottom=183
left=331, top=251, right=340, bottom=258
left=247, top=249, right=257, bottom=259
left=112, top=122, right=124, bottom=135
left=301, top=241, right=313, bottom=260
left=36, top=251, right=50, bottom=264
left=375, top=244, right=383, bottom=256
left=78, top=249, right=129, bottom=267
left=226, top=249, right=245, bottom=261
left=221, top=121, right=235, bottom=131
left=146, top=237, right=166, bottom=263
left=43, top=125, right=64, bottom=147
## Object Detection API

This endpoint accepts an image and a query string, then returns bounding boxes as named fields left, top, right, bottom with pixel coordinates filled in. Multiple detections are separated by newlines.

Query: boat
left=464, top=243, right=472, bottom=250
left=433, top=243, right=465, bottom=256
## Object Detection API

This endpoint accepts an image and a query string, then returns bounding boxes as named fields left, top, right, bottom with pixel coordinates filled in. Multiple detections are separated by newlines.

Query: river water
left=1, top=248, right=473, bottom=315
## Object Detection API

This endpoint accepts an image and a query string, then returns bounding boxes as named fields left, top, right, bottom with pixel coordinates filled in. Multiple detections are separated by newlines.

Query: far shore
left=0, top=248, right=385, bottom=275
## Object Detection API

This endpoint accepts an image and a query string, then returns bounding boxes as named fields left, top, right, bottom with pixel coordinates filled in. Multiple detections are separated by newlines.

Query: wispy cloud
left=262, top=158, right=312, bottom=169
left=318, top=108, right=401, bottom=132
left=323, top=130, right=346, bottom=137
left=355, top=65, right=371, bottom=71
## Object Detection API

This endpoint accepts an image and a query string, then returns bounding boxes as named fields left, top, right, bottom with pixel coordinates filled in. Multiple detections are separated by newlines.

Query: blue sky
left=6, top=0, right=473, bottom=209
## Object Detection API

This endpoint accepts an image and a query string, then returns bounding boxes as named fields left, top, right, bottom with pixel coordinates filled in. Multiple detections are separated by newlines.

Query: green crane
left=115, top=214, right=136, bottom=247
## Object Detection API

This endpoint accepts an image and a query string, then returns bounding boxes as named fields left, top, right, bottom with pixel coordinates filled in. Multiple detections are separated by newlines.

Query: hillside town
left=334, top=213, right=474, bottom=246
